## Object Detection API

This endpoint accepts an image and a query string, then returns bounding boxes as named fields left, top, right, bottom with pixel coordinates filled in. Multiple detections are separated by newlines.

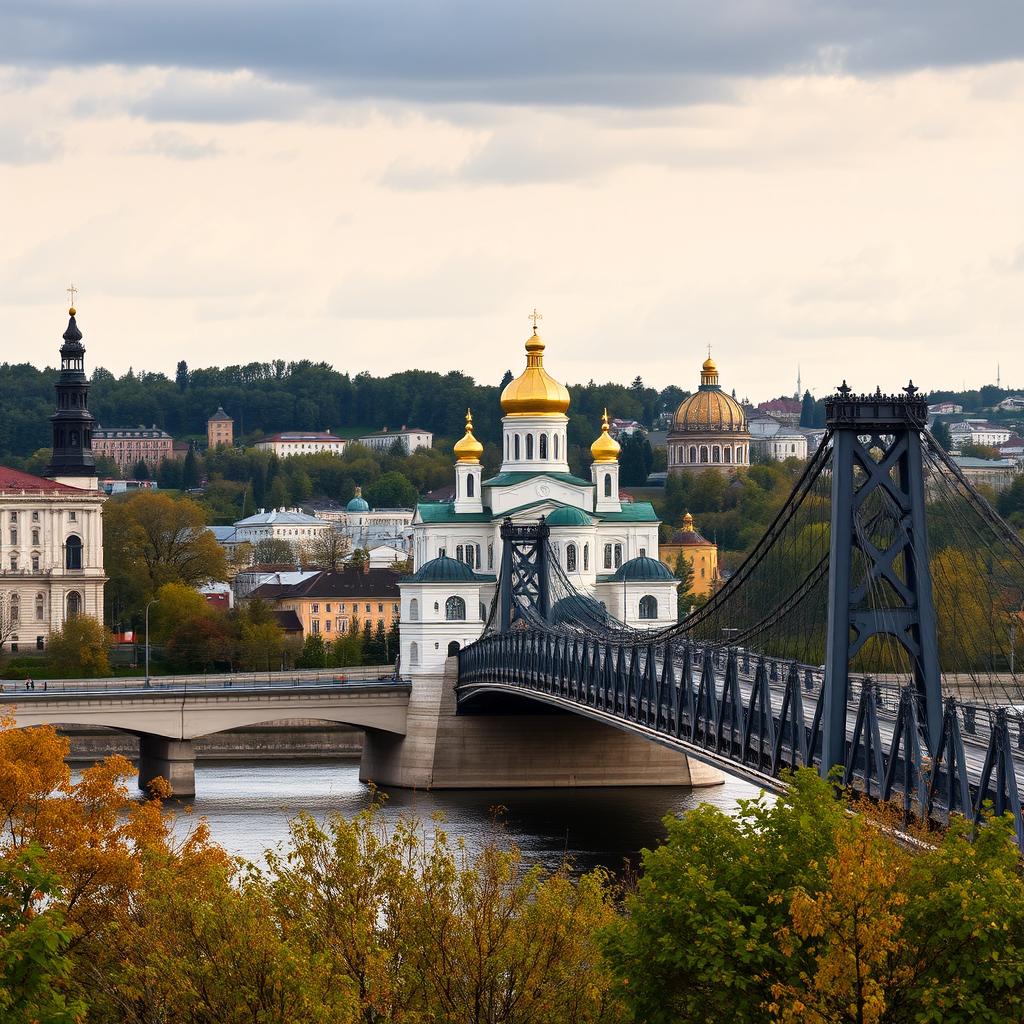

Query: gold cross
left=528, top=308, right=543, bottom=331
left=67, top=283, right=78, bottom=308
left=707, top=343, right=712, bottom=359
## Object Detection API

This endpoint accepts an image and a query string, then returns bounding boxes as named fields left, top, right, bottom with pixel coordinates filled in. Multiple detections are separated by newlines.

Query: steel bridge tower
left=497, top=518, right=551, bottom=632
left=821, top=383, right=943, bottom=775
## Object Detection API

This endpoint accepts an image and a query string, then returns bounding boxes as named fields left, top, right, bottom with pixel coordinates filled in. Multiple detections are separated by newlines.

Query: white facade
left=0, top=469, right=106, bottom=651
left=357, top=427, right=433, bottom=454
left=949, top=420, right=1013, bottom=450
left=253, top=432, right=347, bottom=457
left=753, top=429, right=809, bottom=462
left=233, top=507, right=334, bottom=547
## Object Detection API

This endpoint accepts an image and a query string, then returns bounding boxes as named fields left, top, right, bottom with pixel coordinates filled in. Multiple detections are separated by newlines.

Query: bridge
left=456, top=385, right=1024, bottom=850
left=5, top=670, right=411, bottom=795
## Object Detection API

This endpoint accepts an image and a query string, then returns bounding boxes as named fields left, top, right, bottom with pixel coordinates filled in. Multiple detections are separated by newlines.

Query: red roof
left=0, top=466, right=85, bottom=494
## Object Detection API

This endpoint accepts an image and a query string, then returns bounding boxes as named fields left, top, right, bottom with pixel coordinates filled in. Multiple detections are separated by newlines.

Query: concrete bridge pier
left=138, top=735, right=196, bottom=798
left=360, top=658, right=723, bottom=789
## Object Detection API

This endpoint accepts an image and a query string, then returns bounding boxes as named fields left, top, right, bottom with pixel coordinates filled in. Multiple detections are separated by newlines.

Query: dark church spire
left=45, top=305, right=97, bottom=482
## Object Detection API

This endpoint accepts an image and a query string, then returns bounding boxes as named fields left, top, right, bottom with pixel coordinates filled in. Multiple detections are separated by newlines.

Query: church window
left=65, top=535, right=82, bottom=570
left=614, top=544, right=623, bottom=568
left=476, top=544, right=482, bottom=567
left=724, top=446, right=732, bottom=463
left=689, top=446, right=697, bottom=463
left=514, top=435, right=521, bottom=460
left=639, top=547, right=646, bottom=557
left=566, top=543, right=577, bottom=572
left=604, top=544, right=613, bottom=569
left=479, top=602, right=487, bottom=620
left=699, top=446, right=709, bottom=464
left=456, top=544, right=464, bottom=562
left=712, top=445, right=721, bottom=462
left=445, top=596, right=466, bottom=621
left=487, top=543, right=494, bottom=569
left=604, top=474, right=612, bottom=497
left=526, top=434, right=534, bottom=459
left=539, top=434, right=548, bottom=459
left=639, top=595, right=658, bottom=620
left=467, top=474, right=474, bottom=497
left=554, top=434, right=559, bottom=459
left=66, top=591, right=81, bottom=619
left=466, top=546, right=475, bottom=569
left=583, top=544, right=589, bottom=570
left=410, top=641, right=420, bottom=666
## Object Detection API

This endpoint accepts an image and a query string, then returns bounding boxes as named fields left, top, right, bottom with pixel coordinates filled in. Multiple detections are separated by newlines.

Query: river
left=169, top=758, right=762, bottom=874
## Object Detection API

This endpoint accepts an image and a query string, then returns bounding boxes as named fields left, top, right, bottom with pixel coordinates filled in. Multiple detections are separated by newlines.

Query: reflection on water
left=169, top=758, right=762, bottom=874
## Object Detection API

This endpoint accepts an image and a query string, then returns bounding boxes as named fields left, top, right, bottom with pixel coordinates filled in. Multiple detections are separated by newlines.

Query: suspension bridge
left=457, top=385, right=1024, bottom=849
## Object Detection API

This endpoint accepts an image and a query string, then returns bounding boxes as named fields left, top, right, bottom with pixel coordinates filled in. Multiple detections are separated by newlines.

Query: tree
left=175, top=359, right=189, bottom=392
left=959, top=442, right=1002, bottom=460
left=619, top=432, right=653, bottom=486
left=366, top=621, right=388, bottom=664
left=366, top=471, right=419, bottom=509
left=131, top=458, right=150, bottom=480
left=238, top=620, right=285, bottom=671
left=251, top=537, right=296, bottom=565
left=307, top=529, right=351, bottom=570
left=149, top=582, right=214, bottom=644
left=182, top=445, right=200, bottom=488
left=166, top=614, right=231, bottom=672
left=332, top=620, right=364, bottom=667
left=931, top=420, right=953, bottom=452
left=46, top=616, right=112, bottom=677
left=673, top=551, right=695, bottom=616
left=296, top=634, right=328, bottom=669
left=800, top=389, right=815, bottom=427
left=349, top=547, right=370, bottom=571
left=103, top=492, right=228, bottom=621
left=0, top=594, right=16, bottom=650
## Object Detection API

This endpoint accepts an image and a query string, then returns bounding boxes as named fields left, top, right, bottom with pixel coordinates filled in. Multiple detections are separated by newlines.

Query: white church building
left=400, top=326, right=678, bottom=675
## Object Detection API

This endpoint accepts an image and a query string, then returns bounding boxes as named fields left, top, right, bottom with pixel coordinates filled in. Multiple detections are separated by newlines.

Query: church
left=400, top=324, right=678, bottom=675
left=0, top=306, right=106, bottom=651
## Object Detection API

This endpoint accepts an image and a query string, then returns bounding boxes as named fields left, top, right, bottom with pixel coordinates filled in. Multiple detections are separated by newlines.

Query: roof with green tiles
left=414, top=498, right=659, bottom=525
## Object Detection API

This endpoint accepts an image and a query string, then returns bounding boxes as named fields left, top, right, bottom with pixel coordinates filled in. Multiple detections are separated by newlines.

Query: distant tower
left=207, top=406, right=234, bottom=448
left=45, top=304, right=98, bottom=489
left=997, top=364, right=1002, bottom=389
left=796, top=365, right=802, bottom=400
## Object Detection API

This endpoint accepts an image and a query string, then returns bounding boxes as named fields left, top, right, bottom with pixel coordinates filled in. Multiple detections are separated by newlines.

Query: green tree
left=238, top=620, right=286, bottom=671
left=366, top=470, right=419, bottom=509
left=149, top=581, right=212, bottom=644
left=673, top=551, right=695, bottom=616
left=251, top=537, right=296, bottom=565
left=799, top=389, right=815, bottom=427
left=166, top=614, right=231, bottom=672
left=296, top=634, right=328, bottom=669
left=332, top=619, right=364, bottom=667
left=175, top=359, right=189, bottom=392
left=131, top=458, right=150, bottom=480
left=618, top=432, right=653, bottom=486
left=46, top=615, right=113, bottom=677
left=931, top=420, right=954, bottom=452
left=182, top=445, right=200, bottom=488
left=366, top=621, right=388, bottom=664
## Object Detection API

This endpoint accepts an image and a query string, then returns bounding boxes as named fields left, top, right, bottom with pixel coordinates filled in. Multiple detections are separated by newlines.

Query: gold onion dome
left=672, top=354, right=747, bottom=432
left=590, top=409, right=620, bottom=463
left=500, top=329, right=571, bottom=417
left=453, top=408, right=484, bottom=463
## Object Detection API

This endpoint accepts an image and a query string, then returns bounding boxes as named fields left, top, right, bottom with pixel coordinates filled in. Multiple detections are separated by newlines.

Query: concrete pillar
left=138, top=735, right=196, bottom=798
left=360, top=658, right=723, bottom=790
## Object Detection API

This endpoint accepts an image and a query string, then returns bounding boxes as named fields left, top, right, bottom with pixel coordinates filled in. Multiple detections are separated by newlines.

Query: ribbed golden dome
left=500, top=330, right=571, bottom=417
left=590, top=408, right=620, bottom=463
left=453, top=408, right=484, bottom=463
left=672, top=355, right=747, bottom=433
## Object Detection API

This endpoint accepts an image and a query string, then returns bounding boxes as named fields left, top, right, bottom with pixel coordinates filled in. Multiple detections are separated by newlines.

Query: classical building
left=356, top=426, right=433, bottom=454
left=231, top=507, right=334, bottom=551
left=249, top=567, right=401, bottom=638
left=311, top=487, right=413, bottom=553
left=253, top=431, right=346, bottom=457
left=667, top=355, right=751, bottom=475
left=949, top=456, right=1020, bottom=492
left=949, top=420, right=1014, bottom=451
left=92, top=425, right=174, bottom=471
left=750, top=427, right=809, bottom=462
left=207, top=406, right=233, bottom=449
left=401, top=328, right=678, bottom=676
left=659, top=512, right=719, bottom=598
left=0, top=307, right=106, bottom=651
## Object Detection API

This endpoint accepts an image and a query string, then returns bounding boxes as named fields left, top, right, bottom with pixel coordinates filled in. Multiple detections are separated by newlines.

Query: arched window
left=614, top=544, right=623, bottom=568
left=467, top=474, right=475, bottom=497
left=712, top=445, right=721, bottom=462
left=9, top=595, right=19, bottom=622
left=526, top=434, right=534, bottom=460
left=554, top=434, right=559, bottom=460
left=409, top=597, right=420, bottom=621
left=604, top=544, right=613, bottom=569
left=35, top=594, right=44, bottom=621
left=699, top=446, right=709, bottom=464
left=639, top=595, right=658, bottom=620
left=445, top=596, right=466, bottom=621
left=479, top=602, right=487, bottom=621
left=65, top=535, right=82, bottom=570
left=689, top=445, right=697, bottom=463
left=465, top=546, right=475, bottom=569
left=724, top=446, right=732, bottom=463
left=566, top=543, right=577, bottom=572
left=456, top=544, right=464, bottom=563
left=604, top=474, right=612, bottom=497
left=476, top=544, right=482, bottom=567
left=514, top=434, right=521, bottom=460
left=447, top=640, right=461, bottom=656
left=409, top=641, right=420, bottom=666
left=539, top=434, right=548, bottom=459
left=66, top=591, right=81, bottom=619
left=487, top=543, right=494, bottom=569
left=583, top=544, right=590, bottom=571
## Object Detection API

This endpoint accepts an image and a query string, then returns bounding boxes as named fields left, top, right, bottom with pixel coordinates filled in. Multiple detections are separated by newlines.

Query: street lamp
left=145, top=598, right=159, bottom=687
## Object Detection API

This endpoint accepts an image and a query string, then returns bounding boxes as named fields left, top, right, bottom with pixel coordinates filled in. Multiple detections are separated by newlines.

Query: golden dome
left=500, top=330, right=571, bottom=417
left=453, top=408, right=484, bottom=463
left=590, top=408, right=620, bottom=463
left=672, top=355, right=747, bottom=433
left=682, top=511, right=695, bottom=532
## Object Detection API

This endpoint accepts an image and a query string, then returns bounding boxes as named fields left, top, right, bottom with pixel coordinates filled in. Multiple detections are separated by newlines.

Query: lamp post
left=145, top=598, right=159, bottom=687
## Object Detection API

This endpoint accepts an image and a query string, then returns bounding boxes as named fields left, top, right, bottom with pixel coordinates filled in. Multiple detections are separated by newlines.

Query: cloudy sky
left=2, top=2, right=1023, bottom=399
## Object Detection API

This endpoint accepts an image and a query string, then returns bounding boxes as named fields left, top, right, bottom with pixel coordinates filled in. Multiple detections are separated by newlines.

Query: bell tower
left=45, top=302, right=98, bottom=490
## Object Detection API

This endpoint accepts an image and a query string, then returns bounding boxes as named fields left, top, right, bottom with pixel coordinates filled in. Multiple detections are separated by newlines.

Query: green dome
left=406, top=556, right=480, bottom=583
left=347, top=494, right=370, bottom=512
left=544, top=506, right=593, bottom=527
left=610, top=556, right=675, bottom=583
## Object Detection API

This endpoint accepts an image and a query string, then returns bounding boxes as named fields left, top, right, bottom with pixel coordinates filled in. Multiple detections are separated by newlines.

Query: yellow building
left=207, top=406, right=233, bottom=449
left=659, top=512, right=719, bottom=597
left=250, top=566, right=401, bottom=638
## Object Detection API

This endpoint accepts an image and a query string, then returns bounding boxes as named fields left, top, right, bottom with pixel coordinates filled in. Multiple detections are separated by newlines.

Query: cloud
left=1, top=1, right=1022, bottom=114
left=133, top=129, right=222, bottom=160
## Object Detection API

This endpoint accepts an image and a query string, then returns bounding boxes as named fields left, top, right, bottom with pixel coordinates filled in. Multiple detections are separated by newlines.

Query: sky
left=2, top=1, right=1023, bottom=401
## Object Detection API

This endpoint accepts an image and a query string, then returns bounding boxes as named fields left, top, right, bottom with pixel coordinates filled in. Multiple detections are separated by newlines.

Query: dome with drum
left=667, top=353, right=751, bottom=476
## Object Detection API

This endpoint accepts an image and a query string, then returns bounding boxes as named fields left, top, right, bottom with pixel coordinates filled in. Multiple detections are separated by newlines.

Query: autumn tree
left=46, top=615, right=113, bottom=677
left=148, top=581, right=212, bottom=644
left=251, top=536, right=296, bottom=565
left=306, top=529, right=351, bottom=570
